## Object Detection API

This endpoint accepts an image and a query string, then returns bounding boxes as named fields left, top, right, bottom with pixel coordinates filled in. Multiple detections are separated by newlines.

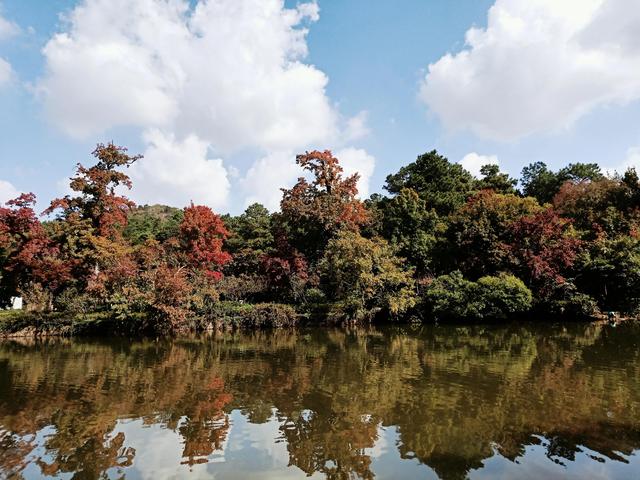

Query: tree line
left=1, top=144, right=640, bottom=332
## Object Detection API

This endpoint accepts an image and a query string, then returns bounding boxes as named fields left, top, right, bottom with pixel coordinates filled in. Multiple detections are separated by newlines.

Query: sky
left=0, top=0, right=639, bottom=214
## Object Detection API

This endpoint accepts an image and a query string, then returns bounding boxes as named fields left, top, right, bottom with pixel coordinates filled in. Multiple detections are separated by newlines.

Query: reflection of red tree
left=179, top=376, right=233, bottom=467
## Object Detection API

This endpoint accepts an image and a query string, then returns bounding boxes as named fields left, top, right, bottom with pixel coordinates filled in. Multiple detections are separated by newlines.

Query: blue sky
left=1, top=0, right=639, bottom=214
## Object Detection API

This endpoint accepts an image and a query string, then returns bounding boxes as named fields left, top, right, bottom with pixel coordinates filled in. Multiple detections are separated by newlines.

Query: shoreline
left=1, top=308, right=633, bottom=339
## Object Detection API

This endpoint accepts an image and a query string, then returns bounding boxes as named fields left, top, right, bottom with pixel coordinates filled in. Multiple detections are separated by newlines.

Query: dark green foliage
left=475, top=164, right=517, bottom=194
left=576, top=236, right=640, bottom=314
left=223, top=203, right=274, bottom=274
left=380, top=188, right=439, bottom=274
left=384, top=150, right=475, bottom=215
left=520, top=161, right=604, bottom=204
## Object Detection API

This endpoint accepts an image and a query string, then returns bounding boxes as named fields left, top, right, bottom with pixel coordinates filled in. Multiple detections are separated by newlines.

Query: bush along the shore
left=2, top=144, right=640, bottom=334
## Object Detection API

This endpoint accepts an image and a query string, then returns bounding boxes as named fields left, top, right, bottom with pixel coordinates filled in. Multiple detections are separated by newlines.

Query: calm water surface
left=1, top=323, right=639, bottom=479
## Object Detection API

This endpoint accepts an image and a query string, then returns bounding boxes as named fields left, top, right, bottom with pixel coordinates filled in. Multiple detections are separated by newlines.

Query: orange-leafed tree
left=45, top=143, right=140, bottom=240
left=280, top=150, right=369, bottom=260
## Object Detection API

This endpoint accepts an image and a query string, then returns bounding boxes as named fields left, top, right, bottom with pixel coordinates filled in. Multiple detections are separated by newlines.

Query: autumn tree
left=443, top=191, right=542, bottom=278
left=43, top=144, right=141, bottom=294
left=46, top=143, right=140, bottom=239
left=0, top=194, right=70, bottom=309
left=280, top=150, right=369, bottom=260
left=507, top=208, right=582, bottom=295
left=178, top=204, right=232, bottom=280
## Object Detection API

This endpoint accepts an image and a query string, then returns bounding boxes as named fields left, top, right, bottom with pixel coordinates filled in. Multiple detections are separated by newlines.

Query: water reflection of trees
left=0, top=323, right=639, bottom=479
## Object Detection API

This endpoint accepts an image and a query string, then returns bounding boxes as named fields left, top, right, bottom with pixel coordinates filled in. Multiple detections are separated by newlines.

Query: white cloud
left=343, top=110, right=370, bottom=142
left=129, top=129, right=230, bottom=209
left=459, top=152, right=499, bottom=177
left=38, top=0, right=336, bottom=151
left=240, top=151, right=299, bottom=211
left=420, top=0, right=640, bottom=141
left=0, top=10, right=19, bottom=40
left=38, top=0, right=361, bottom=209
left=0, top=9, right=18, bottom=87
left=335, top=147, right=375, bottom=198
left=0, top=179, right=20, bottom=204
left=604, top=146, right=640, bottom=177
left=0, top=57, right=12, bottom=86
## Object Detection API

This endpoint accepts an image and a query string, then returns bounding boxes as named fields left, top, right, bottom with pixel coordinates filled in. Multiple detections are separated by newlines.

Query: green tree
left=475, top=164, right=517, bottom=194
left=384, top=150, right=475, bottom=216
left=521, top=161, right=603, bottom=204
left=123, top=205, right=183, bottom=245
left=381, top=188, right=440, bottom=275
left=576, top=235, right=640, bottom=313
left=320, top=230, right=416, bottom=321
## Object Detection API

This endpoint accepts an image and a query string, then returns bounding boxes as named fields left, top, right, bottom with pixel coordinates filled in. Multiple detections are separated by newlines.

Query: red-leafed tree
left=44, top=143, right=140, bottom=293
left=260, top=230, right=310, bottom=301
left=179, top=204, right=232, bottom=280
left=45, top=143, right=139, bottom=240
left=0, top=194, right=71, bottom=308
left=280, top=150, right=369, bottom=259
left=507, top=208, right=582, bottom=294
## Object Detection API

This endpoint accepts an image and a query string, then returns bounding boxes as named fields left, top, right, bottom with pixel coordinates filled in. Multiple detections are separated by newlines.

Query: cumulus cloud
left=0, top=9, right=18, bottom=87
left=38, top=0, right=372, bottom=210
left=0, top=179, right=20, bottom=204
left=240, top=151, right=299, bottom=211
left=343, top=111, right=370, bottom=142
left=0, top=10, right=19, bottom=40
left=38, top=0, right=335, bottom=148
left=335, top=147, right=376, bottom=198
left=129, top=129, right=230, bottom=209
left=420, top=0, right=640, bottom=141
left=459, top=152, right=499, bottom=177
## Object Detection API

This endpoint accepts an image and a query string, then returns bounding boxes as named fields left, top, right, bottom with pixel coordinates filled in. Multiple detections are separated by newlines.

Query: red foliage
left=280, top=151, right=369, bottom=253
left=260, top=230, right=309, bottom=296
left=508, top=208, right=582, bottom=292
left=0, top=194, right=71, bottom=298
left=45, top=143, right=139, bottom=239
left=179, top=204, right=232, bottom=280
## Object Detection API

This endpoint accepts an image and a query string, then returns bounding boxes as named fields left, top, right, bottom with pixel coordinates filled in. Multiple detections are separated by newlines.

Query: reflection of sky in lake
left=16, top=416, right=638, bottom=479
left=2, top=324, right=640, bottom=479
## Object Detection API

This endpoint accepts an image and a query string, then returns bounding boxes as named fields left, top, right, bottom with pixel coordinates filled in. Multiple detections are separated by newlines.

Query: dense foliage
left=2, top=142, right=639, bottom=332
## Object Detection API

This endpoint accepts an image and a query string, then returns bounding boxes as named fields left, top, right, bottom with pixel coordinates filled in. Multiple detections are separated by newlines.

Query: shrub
left=476, top=274, right=533, bottom=320
left=211, top=302, right=298, bottom=328
left=424, top=271, right=481, bottom=320
left=424, top=271, right=533, bottom=321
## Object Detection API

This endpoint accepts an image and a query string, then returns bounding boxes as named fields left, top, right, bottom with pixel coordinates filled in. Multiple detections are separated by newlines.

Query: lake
left=0, top=322, right=639, bottom=479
